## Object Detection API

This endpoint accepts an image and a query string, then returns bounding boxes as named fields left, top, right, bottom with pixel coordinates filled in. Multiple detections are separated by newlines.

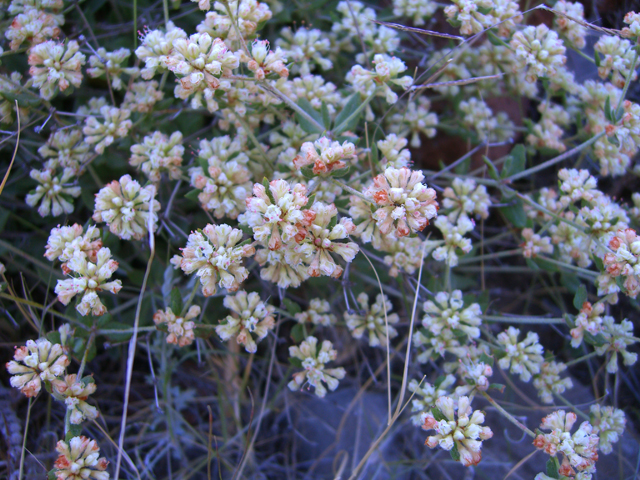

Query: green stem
left=258, top=82, right=325, bottom=133
left=616, top=48, right=638, bottom=111
left=565, top=350, right=599, bottom=367
left=333, top=90, right=377, bottom=135
left=457, top=248, right=522, bottom=265
left=481, top=315, right=566, bottom=325
left=330, top=178, right=373, bottom=203
left=481, top=391, right=536, bottom=438
left=505, top=132, right=605, bottom=183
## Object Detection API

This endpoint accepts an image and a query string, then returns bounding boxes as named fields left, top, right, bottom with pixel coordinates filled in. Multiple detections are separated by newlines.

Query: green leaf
left=283, top=298, right=301, bottom=315
left=489, top=383, right=505, bottom=393
left=290, top=323, right=305, bottom=343
left=479, top=352, right=494, bottom=366
left=289, top=356, right=303, bottom=368
left=333, top=94, right=363, bottom=134
left=301, top=165, right=315, bottom=180
left=262, top=177, right=276, bottom=203
left=604, top=96, right=613, bottom=123
left=482, top=156, right=500, bottom=181
left=498, top=199, right=527, bottom=228
left=185, top=189, right=201, bottom=201
left=330, top=166, right=350, bottom=178
left=170, top=287, right=183, bottom=314
left=501, top=144, right=526, bottom=179
left=449, top=442, right=461, bottom=461
left=48, top=469, right=57, bottom=480
left=306, top=193, right=316, bottom=207
left=431, top=406, right=447, bottom=422
left=321, top=101, right=330, bottom=129
left=295, top=98, right=324, bottom=134
left=573, top=284, right=587, bottom=310
left=546, top=457, right=560, bottom=478
left=594, top=50, right=601, bottom=67
left=65, top=422, right=83, bottom=442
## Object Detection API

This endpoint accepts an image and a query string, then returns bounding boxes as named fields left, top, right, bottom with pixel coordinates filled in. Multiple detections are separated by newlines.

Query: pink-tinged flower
left=293, top=137, right=356, bottom=176
left=604, top=228, right=640, bottom=298
left=130, top=131, right=184, bottom=183
left=346, top=54, right=413, bottom=104
left=45, top=224, right=102, bottom=272
left=533, top=411, right=599, bottom=476
left=297, top=202, right=359, bottom=279
left=521, top=227, right=554, bottom=258
left=188, top=135, right=252, bottom=219
left=216, top=291, right=275, bottom=353
left=54, top=247, right=122, bottom=316
left=254, top=243, right=310, bottom=289
left=53, top=436, right=109, bottom=480
left=240, top=179, right=308, bottom=250
left=83, top=106, right=132, bottom=154
left=5, top=7, right=62, bottom=51
left=175, top=224, right=255, bottom=296
left=422, top=395, right=493, bottom=467
left=153, top=305, right=200, bottom=347
left=288, top=336, right=346, bottom=398
left=238, top=39, right=288, bottom=79
left=6, top=338, right=69, bottom=397
left=570, top=301, right=604, bottom=348
left=51, top=374, right=99, bottom=424
left=365, top=167, right=438, bottom=237
left=93, top=174, right=160, bottom=241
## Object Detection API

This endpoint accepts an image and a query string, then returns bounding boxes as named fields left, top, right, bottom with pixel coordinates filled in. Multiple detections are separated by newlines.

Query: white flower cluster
left=345, top=292, right=399, bottom=347
left=288, top=336, right=346, bottom=398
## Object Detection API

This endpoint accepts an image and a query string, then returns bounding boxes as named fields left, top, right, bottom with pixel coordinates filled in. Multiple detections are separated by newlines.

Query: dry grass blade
left=0, top=101, right=20, bottom=197
left=371, top=19, right=465, bottom=42
left=411, top=73, right=505, bottom=91
left=113, top=192, right=156, bottom=480
left=536, top=5, right=622, bottom=37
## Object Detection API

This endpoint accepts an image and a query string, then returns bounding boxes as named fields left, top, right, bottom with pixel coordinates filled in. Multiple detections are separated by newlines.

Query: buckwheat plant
left=3, top=0, right=640, bottom=478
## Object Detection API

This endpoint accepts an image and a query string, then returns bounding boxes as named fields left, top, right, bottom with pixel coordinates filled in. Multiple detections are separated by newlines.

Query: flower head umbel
left=293, top=137, right=356, bottom=176
left=510, top=24, right=566, bottom=83
left=276, top=27, right=332, bottom=75
left=87, top=47, right=138, bottom=90
left=521, top=228, right=554, bottom=258
left=238, top=39, right=288, bottom=79
left=594, top=35, right=637, bottom=88
left=51, top=374, right=98, bottom=425
left=28, top=39, right=85, bottom=100
left=216, top=291, right=275, bottom=353
left=346, top=53, right=413, bottom=104
left=83, top=106, right=132, bottom=154
left=389, top=97, right=438, bottom=148
left=5, top=6, right=63, bottom=51
left=594, top=316, right=637, bottom=373
left=422, top=395, right=493, bottom=466
left=297, top=202, right=359, bottom=278
left=54, top=247, right=122, bottom=316
left=135, top=21, right=187, bottom=79
left=130, top=131, right=184, bottom=183
left=408, top=375, right=456, bottom=425
left=240, top=179, right=308, bottom=250
left=6, top=338, right=69, bottom=397
left=589, top=404, right=625, bottom=454
left=288, top=336, right=346, bottom=398
left=496, top=326, right=544, bottom=382
left=93, top=174, right=160, bottom=241
left=153, top=305, right=201, bottom=347
left=254, top=243, right=310, bottom=289
left=422, top=290, right=482, bottom=340
left=164, top=32, right=239, bottom=96
left=294, top=298, right=335, bottom=326
left=365, top=167, right=438, bottom=238
left=39, top=129, right=90, bottom=173
left=570, top=301, right=604, bottom=348
left=345, top=293, right=399, bottom=347
left=188, top=135, right=252, bottom=219
left=442, top=178, right=491, bottom=222
left=533, top=411, right=599, bottom=477
left=26, top=168, right=81, bottom=217
left=603, top=228, right=640, bottom=298
left=174, top=224, right=255, bottom=296
left=533, top=361, right=573, bottom=404
left=53, top=436, right=109, bottom=480
left=45, top=224, right=102, bottom=271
